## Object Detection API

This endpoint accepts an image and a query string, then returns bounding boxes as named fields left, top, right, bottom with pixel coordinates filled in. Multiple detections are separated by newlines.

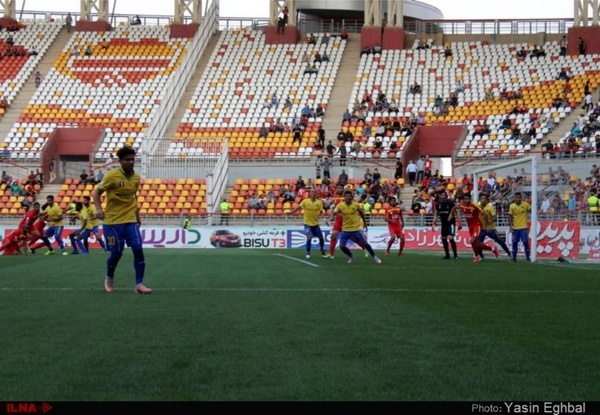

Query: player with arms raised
left=384, top=197, right=405, bottom=256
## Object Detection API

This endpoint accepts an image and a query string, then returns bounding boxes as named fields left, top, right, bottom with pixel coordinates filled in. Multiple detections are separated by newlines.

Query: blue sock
left=132, top=247, right=145, bottom=285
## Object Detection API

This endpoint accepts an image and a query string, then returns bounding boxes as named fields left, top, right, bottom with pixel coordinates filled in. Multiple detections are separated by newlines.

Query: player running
left=384, top=197, right=405, bottom=256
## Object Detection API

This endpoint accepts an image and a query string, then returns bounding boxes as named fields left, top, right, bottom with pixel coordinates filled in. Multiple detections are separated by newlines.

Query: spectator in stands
left=270, top=93, right=279, bottom=108
left=360, top=45, right=372, bottom=56
left=0, top=96, right=8, bottom=110
left=321, top=51, right=330, bottom=62
left=313, top=52, right=322, bottom=63
left=338, top=169, right=348, bottom=187
left=336, top=142, right=347, bottom=166
left=307, top=33, right=316, bottom=45
left=583, top=92, right=594, bottom=112
left=292, top=123, right=303, bottom=143
left=578, top=37, right=586, bottom=56
left=340, top=28, right=348, bottom=40
left=316, top=126, right=325, bottom=147
left=276, top=17, right=285, bottom=34
left=70, top=46, right=78, bottom=56
left=33, top=71, right=43, bottom=89
left=79, top=170, right=90, bottom=185
left=321, top=33, right=330, bottom=45
left=373, top=43, right=382, bottom=54
left=131, top=15, right=142, bottom=25
left=1, top=170, right=12, bottom=186
left=9, top=180, right=22, bottom=196
left=325, top=140, right=336, bottom=157
left=85, top=45, right=93, bottom=56
left=6, top=35, right=14, bottom=47
left=444, top=46, right=452, bottom=58
left=416, top=39, right=426, bottom=50
left=516, top=47, right=527, bottom=58
left=560, top=35, right=567, bottom=57
left=540, top=139, right=554, bottom=158
left=26, top=171, right=37, bottom=187
left=93, top=170, right=103, bottom=185
left=303, top=64, right=318, bottom=75
left=301, top=52, right=310, bottom=64
left=66, top=12, right=73, bottom=33
left=282, top=6, right=289, bottom=25
left=258, top=123, right=268, bottom=139
left=1, top=146, right=10, bottom=160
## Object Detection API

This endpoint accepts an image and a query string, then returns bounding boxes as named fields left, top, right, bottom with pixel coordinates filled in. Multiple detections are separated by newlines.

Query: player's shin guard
left=106, top=250, right=123, bottom=278
left=132, top=247, right=145, bottom=285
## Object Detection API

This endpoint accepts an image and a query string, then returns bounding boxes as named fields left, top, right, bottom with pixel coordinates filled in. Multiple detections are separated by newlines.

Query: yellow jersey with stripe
left=334, top=201, right=363, bottom=232
left=299, top=198, right=323, bottom=226
left=44, top=203, right=64, bottom=227
left=97, top=168, right=140, bottom=225
left=479, top=203, right=497, bottom=231
left=508, top=201, right=531, bottom=230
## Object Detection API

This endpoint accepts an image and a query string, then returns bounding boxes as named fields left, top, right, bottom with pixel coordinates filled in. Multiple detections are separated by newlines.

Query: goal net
left=456, top=156, right=588, bottom=264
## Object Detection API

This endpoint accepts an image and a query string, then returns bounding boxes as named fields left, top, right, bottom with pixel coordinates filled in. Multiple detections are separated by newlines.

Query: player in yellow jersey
left=508, top=191, right=532, bottom=262
left=288, top=188, right=328, bottom=258
left=83, top=197, right=108, bottom=253
left=329, top=190, right=381, bottom=264
left=93, top=146, right=151, bottom=294
left=42, top=195, right=68, bottom=255
left=478, top=193, right=510, bottom=259
left=68, top=200, right=90, bottom=255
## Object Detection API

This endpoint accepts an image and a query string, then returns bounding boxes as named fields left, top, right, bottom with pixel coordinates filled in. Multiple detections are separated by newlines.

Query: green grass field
left=1, top=248, right=599, bottom=401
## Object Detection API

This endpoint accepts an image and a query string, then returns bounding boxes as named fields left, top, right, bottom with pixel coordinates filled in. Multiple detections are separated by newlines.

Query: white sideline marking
left=0, top=287, right=597, bottom=295
left=274, top=253, right=319, bottom=268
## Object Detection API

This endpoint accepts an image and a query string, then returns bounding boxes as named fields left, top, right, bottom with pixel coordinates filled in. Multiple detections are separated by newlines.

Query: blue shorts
left=92, top=225, right=101, bottom=234
left=103, top=223, right=143, bottom=253
left=339, top=230, right=367, bottom=246
left=78, top=229, right=92, bottom=240
left=512, top=228, right=529, bottom=245
left=304, top=224, right=323, bottom=239
left=480, top=229, right=502, bottom=243
left=45, top=225, right=64, bottom=240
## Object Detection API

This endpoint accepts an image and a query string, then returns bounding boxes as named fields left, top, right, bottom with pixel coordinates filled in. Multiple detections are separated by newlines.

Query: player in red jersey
left=452, top=193, right=497, bottom=262
left=326, top=185, right=347, bottom=258
left=384, top=197, right=405, bottom=256
left=27, top=213, right=53, bottom=254
left=0, top=204, right=40, bottom=255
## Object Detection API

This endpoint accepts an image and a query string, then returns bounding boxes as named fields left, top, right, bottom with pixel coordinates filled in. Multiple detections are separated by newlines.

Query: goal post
left=471, top=156, right=538, bottom=262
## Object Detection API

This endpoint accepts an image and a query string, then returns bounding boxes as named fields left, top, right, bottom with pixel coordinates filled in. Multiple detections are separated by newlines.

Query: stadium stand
left=4, top=24, right=188, bottom=162
left=172, top=28, right=346, bottom=160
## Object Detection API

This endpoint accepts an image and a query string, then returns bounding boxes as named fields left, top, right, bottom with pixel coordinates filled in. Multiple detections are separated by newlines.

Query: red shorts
left=468, top=224, right=482, bottom=239
left=388, top=225, right=403, bottom=237
left=332, top=216, right=343, bottom=232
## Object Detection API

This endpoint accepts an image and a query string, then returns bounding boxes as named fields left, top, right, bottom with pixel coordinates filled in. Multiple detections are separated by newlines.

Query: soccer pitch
left=1, top=249, right=599, bottom=401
